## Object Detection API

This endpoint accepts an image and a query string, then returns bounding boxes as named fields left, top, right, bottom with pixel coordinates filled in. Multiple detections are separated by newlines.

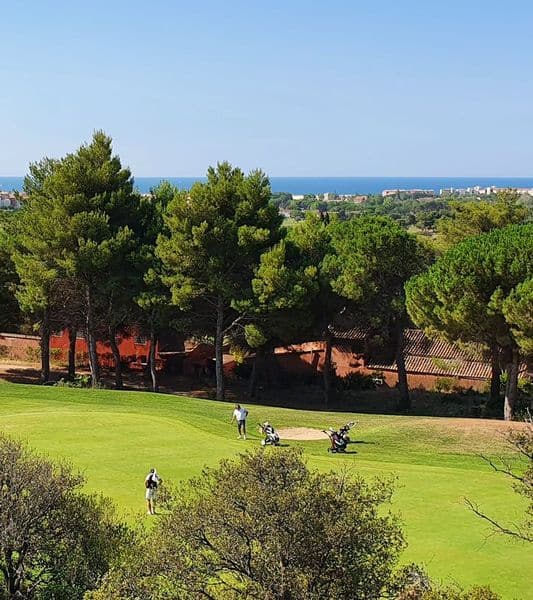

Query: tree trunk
left=149, top=325, right=158, bottom=393
left=503, top=347, right=519, bottom=421
left=215, top=296, right=225, bottom=401
left=109, top=327, right=123, bottom=390
left=395, top=325, right=410, bottom=411
left=248, top=352, right=258, bottom=398
left=40, top=307, right=50, bottom=384
left=5, top=555, right=17, bottom=598
left=489, top=344, right=501, bottom=405
left=85, top=286, right=99, bottom=388
left=323, top=331, right=333, bottom=408
left=67, top=325, right=76, bottom=381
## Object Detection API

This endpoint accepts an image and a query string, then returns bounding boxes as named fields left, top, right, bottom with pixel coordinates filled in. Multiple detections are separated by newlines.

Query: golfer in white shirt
left=231, top=404, right=248, bottom=439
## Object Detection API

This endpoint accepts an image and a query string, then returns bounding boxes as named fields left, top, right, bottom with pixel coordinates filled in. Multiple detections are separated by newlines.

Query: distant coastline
left=3, top=176, right=533, bottom=196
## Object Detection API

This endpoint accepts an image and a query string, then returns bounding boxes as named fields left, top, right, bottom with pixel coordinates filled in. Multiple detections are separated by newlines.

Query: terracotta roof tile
left=329, top=326, right=526, bottom=380
left=366, top=355, right=492, bottom=379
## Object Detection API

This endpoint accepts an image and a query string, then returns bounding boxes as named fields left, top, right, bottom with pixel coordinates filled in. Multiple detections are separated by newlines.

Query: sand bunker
left=278, top=427, right=330, bottom=441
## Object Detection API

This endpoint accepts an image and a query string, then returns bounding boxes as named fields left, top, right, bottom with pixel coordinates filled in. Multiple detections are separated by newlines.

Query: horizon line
left=3, top=174, right=533, bottom=179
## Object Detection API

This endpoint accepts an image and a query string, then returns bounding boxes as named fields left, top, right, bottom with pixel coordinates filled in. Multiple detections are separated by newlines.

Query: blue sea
left=2, top=176, right=533, bottom=195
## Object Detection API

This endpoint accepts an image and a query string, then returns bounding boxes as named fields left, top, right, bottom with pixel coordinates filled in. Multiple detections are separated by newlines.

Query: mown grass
left=0, top=380, right=530, bottom=598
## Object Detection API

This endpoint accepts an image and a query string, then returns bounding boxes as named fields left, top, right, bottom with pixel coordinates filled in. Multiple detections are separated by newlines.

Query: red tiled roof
left=331, top=326, right=493, bottom=379
left=367, top=355, right=492, bottom=379
left=402, top=328, right=484, bottom=361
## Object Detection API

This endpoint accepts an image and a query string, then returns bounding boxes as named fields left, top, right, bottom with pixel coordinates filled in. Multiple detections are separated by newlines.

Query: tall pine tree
left=157, top=163, right=282, bottom=400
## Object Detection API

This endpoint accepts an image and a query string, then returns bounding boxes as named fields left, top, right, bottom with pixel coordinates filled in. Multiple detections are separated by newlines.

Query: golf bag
left=338, top=421, right=356, bottom=444
left=324, top=428, right=348, bottom=453
left=260, top=422, right=280, bottom=446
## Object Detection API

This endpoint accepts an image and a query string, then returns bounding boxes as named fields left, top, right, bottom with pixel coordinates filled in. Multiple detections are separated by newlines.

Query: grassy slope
left=0, top=381, right=530, bottom=599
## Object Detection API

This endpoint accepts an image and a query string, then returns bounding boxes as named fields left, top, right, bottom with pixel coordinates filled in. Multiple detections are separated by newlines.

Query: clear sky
left=2, top=1, right=533, bottom=176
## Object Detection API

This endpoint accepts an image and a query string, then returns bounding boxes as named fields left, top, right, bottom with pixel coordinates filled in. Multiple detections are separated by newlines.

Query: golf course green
left=0, top=380, right=530, bottom=598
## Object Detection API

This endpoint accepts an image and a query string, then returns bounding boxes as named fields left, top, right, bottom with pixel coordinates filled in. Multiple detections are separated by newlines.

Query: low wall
left=0, top=332, right=40, bottom=361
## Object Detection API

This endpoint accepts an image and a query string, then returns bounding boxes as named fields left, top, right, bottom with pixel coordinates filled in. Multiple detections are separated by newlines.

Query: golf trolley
left=323, top=421, right=357, bottom=453
left=259, top=422, right=280, bottom=446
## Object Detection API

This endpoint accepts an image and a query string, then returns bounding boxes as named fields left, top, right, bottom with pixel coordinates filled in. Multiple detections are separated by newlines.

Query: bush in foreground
left=0, top=434, right=128, bottom=599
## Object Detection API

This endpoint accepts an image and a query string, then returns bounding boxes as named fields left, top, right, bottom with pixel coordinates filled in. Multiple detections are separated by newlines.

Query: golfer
left=145, top=468, right=161, bottom=515
left=231, top=404, right=248, bottom=439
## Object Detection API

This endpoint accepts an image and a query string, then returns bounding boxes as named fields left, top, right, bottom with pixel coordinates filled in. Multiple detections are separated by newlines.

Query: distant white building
left=0, top=191, right=23, bottom=209
left=382, top=189, right=435, bottom=198
left=291, top=194, right=304, bottom=200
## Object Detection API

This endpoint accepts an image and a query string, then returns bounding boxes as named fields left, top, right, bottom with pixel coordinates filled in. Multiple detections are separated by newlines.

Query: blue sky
left=2, top=1, right=533, bottom=176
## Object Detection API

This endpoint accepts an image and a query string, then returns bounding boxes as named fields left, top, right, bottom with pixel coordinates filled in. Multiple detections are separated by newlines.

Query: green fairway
left=0, top=381, right=530, bottom=599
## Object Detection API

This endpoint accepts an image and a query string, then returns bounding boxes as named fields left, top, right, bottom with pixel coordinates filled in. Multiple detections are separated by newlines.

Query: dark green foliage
left=0, top=212, right=22, bottom=331
left=328, top=215, right=429, bottom=409
left=406, top=224, right=533, bottom=355
left=406, top=224, right=533, bottom=419
left=239, top=235, right=321, bottom=349
left=436, top=190, right=529, bottom=251
left=136, top=182, right=180, bottom=391
left=157, top=162, right=283, bottom=400
left=329, top=215, right=427, bottom=324
left=0, top=434, right=128, bottom=599
left=503, top=278, right=533, bottom=356
left=158, top=163, right=281, bottom=312
left=285, top=214, right=344, bottom=404
left=12, top=157, right=65, bottom=382
left=14, top=132, right=144, bottom=387
left=335, top=371, right=376, bottom=391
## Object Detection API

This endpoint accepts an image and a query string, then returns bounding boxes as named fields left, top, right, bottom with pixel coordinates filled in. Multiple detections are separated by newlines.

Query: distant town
left=2, top=185, right=533, bottom=213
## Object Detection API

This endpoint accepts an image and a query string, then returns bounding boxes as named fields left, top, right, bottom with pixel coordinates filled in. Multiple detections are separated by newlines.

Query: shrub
left=423, top=587, right=501, bottom=600
left=0, top=344, right=8, bottom=359
left=336, top=371, right=376, bottom=391
left=391, top=566, right=501, bottom=599
left=0, top=434, right=129, bottom=599
left=434, top=377, right=454, bottom=393
left=55, top=374, right=92, bottom=388
left=24, top=346, right=41, bottom=362
left=50, top=347, right=64, bottom=363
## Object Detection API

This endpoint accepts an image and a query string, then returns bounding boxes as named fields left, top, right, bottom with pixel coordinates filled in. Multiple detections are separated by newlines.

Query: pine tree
left=157, top=163, right=282, bottom=400
left=406, top=224, right=533, bottom=420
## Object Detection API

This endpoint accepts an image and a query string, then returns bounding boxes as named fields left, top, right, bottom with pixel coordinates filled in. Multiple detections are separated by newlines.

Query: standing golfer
left=231, top=404, right=248, bottom=439
left=145, top=468, right=161, bottom=515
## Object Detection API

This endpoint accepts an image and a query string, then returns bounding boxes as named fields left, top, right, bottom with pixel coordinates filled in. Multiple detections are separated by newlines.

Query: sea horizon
left=3, top=176, right=533, bottom=196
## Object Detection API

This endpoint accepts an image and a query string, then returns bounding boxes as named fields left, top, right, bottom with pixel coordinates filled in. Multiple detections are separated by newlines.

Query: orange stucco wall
left=49, top=330, right=150, bottom=367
